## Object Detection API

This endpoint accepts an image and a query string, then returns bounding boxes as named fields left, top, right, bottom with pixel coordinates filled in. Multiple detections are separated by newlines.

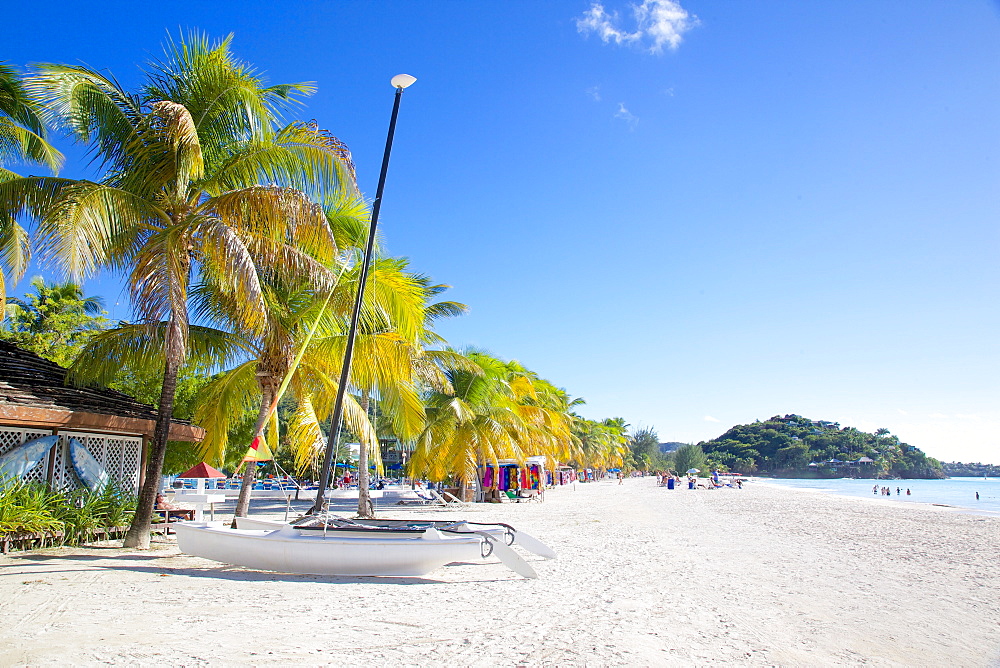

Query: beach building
left=0, top=342, right=203, bottom=491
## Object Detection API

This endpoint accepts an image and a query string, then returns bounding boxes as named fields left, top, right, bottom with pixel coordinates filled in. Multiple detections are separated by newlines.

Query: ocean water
left=760, top=477, right=1000, bottom=516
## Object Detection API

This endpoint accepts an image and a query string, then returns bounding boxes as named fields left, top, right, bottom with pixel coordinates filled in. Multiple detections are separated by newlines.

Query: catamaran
left=173, top=517, right=549, bottom=578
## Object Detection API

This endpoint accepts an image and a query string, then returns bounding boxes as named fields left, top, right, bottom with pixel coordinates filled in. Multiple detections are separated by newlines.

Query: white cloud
left=897, top=409, right=909, bottom=416
left=586, top=86, right=602, bottom=101
left=703, top=415, right=720, bottom=423
left=929, top=412, right=949, bottom=419
left=576, top=0, right=698, bottom=54
left=576, top=3, right=641, bottom=47
left=614, top=102, right=638, bottom=128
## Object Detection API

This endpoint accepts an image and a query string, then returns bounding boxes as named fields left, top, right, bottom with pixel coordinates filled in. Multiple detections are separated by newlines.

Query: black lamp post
left=308, top=74, right=417, bottom=515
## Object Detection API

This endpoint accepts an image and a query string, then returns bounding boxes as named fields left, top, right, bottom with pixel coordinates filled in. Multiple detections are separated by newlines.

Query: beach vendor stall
left=549, top=466, right=577, bottom=486
left=480, top=457, right=545, bottom=501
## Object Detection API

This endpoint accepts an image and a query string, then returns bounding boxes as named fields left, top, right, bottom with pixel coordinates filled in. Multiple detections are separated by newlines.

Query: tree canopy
left=699, top=414, right=943, bottom=479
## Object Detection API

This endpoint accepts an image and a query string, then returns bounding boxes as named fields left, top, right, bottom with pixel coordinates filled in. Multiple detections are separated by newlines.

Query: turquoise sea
left=761, top=477, right=1000, bottom=516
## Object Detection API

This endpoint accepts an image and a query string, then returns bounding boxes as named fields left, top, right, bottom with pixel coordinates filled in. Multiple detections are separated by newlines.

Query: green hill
left=699, top=414, right=944, bottom=479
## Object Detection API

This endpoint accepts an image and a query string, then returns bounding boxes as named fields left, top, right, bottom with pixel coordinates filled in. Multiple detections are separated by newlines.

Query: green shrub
left=0, top=481, right=64, bottom=534
left=0, top=480, right=137, bottom=547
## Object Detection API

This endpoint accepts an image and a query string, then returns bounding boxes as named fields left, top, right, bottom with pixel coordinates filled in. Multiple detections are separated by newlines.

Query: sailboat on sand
left=173, top=75, right=554, bottom=579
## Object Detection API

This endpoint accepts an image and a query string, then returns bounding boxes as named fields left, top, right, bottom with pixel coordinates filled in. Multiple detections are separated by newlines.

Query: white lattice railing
left=0, top=426, right=142, bottom=492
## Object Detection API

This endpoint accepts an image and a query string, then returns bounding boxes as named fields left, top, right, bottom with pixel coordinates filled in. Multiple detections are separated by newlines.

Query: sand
left=2, top=478, right=999, bottom=666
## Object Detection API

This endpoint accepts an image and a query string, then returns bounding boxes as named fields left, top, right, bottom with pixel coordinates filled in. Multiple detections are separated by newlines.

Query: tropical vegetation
left=0, top=480, right=136, bottom=545
left=1, top=276, right=107, bottom=365
left=698, top=414, right=944, bottom=479
left=0, top=33, right=635, bottom=546
left=941, top=461, right=1000, bottom=478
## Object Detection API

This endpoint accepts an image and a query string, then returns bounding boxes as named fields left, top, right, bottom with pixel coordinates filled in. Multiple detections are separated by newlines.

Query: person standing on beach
left=976, top=491, right=980, bottom=500
left=873, top=485, right=879, bottom=494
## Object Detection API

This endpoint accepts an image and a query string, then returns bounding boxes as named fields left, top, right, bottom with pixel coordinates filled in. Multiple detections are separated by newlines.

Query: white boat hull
left=234, top=517, right=556, bottom=561
left=173, top=522, right=485, bottom=577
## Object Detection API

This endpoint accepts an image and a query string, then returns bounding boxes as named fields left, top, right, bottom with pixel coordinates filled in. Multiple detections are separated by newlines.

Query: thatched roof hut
left=0, top=342, right=204, bottom=490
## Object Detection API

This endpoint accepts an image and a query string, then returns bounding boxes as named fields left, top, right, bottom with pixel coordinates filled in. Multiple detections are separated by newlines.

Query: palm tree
left=258, top=256, right=468, bottom=517
left=573, top=416, right=629, bottom=471
left=1, top=33, right=351, bottom=547
left=0, top=62, right=62, bottom=306
left=184, top=247, right=462, bottom=518
left=407, top=351, right=578, bottom=498
left=5, top=275, right=105, bottom=323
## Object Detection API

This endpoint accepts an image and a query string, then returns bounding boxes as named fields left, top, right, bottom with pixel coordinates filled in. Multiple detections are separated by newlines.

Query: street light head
left=391, top=74, right=417, bottom=89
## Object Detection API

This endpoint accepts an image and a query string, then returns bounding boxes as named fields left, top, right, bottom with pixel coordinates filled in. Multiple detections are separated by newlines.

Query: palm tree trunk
left=232, top=384, right=275, bottom=521
left=123, top=320, right=183, bottom=549
left=356, top=391, right=373, bottom=518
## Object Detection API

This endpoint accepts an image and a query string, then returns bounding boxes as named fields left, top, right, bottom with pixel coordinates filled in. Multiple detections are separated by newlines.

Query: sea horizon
left=759, top=476, right=1000, bottom=516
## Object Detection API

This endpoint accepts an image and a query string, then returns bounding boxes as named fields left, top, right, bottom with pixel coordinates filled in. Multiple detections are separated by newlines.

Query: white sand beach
left=2, top=479, right=999, bottom=666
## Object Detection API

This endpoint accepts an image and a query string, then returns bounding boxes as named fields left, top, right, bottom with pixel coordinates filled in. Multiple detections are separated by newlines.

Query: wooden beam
left=0, top=405, right=204, bottom=442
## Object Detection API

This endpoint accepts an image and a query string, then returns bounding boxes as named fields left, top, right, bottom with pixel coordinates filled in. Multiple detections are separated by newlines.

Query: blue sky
left=5, top=1, right=1000, bottom=462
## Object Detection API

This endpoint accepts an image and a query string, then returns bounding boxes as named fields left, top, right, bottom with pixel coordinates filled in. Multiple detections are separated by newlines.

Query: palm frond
left=27, top=63, right=144, bottom=171
left=0, top=118, right=63, bottom=172
left=0, top=216, right=29, bottom=306
left=192, top=361, right=259, bottom=464
left=148, top=100, right=204, bottom=196
left=68, top=322, right=247, bottom=387
left=286, top=395, right=325, bottom=475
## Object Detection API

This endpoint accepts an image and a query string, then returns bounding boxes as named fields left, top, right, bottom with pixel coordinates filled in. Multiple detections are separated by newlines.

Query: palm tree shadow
left=6, top=552, right=531, bottom=584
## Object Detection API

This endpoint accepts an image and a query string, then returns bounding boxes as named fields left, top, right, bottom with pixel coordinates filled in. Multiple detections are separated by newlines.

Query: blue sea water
left=761, top=477, right=1000, bottom=516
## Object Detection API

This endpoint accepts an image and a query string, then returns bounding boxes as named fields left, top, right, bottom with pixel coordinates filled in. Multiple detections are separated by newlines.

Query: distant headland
left=697, top=414, right=944, bottom=479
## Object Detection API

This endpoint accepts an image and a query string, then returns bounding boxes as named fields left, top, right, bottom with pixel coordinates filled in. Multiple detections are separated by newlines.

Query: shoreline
left=756, top=477, right=1000, bottom=518
left=2, top=478, right=999, bottom=665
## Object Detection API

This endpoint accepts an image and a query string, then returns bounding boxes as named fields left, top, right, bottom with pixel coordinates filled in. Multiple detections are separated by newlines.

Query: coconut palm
left=296, top=259, right=471, bottom=516
left=572, top=416, right=629, bottom=471
left=5, top=275, right=105, bottom=324
left=187, top=244, right=465, bottom=518
left=0, top=62, right=62, bottom=307
left=408, top=350, right=581, bottom=497
left=0, top=33, right=351, bottom=547
left=0, top=62, right=61, bottom=174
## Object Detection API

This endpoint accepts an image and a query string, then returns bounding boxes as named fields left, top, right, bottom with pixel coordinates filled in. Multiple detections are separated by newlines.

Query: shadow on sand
left=4, top=550, right=518, bottom=585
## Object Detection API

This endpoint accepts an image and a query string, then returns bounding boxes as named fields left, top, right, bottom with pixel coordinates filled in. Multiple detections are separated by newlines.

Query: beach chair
left=438, top=490, right=472, bottom=507
left=152, top=508, right=176, bottom=534
left=517, top=489, right=541, bottom=502
left=394, top=490, right=446, bottom=506
left=504, top=489, right=540, bottom=503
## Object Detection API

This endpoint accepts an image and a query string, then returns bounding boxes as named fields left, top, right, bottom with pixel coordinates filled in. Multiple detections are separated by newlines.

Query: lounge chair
left=504, top=489, right=541, bottom=503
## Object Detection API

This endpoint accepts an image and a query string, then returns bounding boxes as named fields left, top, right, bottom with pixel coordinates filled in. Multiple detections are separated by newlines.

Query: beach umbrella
left=180, top=462, right=226, bottom=479
left=686, top=468, right=700, bottom=474
left=178, top=462, right=227, bottom=494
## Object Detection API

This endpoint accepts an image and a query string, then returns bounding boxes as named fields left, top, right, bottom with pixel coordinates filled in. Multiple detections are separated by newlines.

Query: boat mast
left=309, top=75, right=416, bottom=516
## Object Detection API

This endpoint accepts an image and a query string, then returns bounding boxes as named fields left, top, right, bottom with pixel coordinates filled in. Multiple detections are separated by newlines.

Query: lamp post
left=308, top=74, right=417, bottom=516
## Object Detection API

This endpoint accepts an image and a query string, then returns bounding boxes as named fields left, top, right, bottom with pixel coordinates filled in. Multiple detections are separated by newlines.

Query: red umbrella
left=179, top=462, right=227, bottom=478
